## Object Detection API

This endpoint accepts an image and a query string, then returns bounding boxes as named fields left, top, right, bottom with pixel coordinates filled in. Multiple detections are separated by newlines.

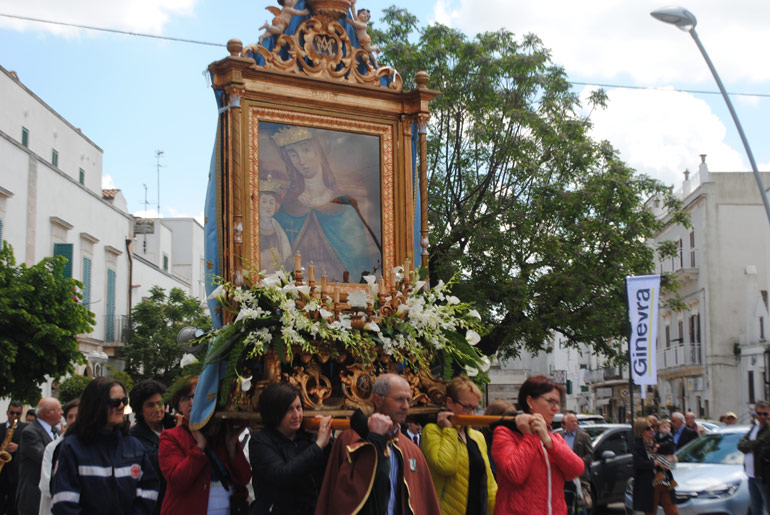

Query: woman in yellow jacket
left=422, top=376, right=497, bottom=514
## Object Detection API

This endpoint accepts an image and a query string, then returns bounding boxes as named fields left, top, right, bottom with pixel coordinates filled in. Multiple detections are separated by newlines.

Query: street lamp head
left=650, top=6, right=697, bottom=32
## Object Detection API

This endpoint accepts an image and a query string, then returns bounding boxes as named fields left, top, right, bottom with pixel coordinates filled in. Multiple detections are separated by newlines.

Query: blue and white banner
left=626, top=275, right=660, bottom=390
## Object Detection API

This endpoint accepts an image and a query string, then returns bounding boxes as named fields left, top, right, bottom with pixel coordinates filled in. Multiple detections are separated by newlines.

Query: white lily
left=466, top=329, right=481, bottom=346
left=446, top=295, right=460, bottom=305
left=468, top=309, right=481, bottom=320
left=206, top=284, right=225, bottom=300
left=319, top=308, right=333, bottom=320
left=364, top=321, right=381, bottom=332
left=180, top=353, right=198, bottom=367
left=464, top=365, right=479, bottom=377
left=479, top=355, right=491, bottom=372
left=240, top=376, right=252, bottom=392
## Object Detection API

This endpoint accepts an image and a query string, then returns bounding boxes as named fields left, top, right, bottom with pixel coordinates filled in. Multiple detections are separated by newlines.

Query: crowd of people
left=2, top=372, right=764, bottom=514
left=0, top=373, right=593, bottom=515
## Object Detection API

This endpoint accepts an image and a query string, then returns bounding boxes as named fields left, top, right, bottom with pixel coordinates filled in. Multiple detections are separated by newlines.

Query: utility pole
left=155, top=150, right=164, bottom=218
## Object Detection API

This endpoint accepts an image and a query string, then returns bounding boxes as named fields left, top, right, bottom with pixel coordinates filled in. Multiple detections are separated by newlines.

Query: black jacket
left=249, top=426, right=331, bottom=515
left=738, top=424, right=770, bottom=481
left=674, top=426, right=698, bottom=450
left=129, top=419, right=166, bottom=514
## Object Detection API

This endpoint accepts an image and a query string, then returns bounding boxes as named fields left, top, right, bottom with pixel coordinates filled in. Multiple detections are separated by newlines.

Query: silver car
left=625, top=425, right=752, bottom=514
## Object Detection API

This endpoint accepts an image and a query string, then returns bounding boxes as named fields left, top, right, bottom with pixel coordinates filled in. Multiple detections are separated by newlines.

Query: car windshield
left=583, top=426, right=614, bottom=442
left=677, top=432, right=744, bottom=465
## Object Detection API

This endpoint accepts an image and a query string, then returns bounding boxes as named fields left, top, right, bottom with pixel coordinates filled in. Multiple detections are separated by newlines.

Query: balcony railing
left=589, top=366, right=627, bottom=384
left=104, top=315, right=131, bottom=345
left=657, top=343, right=702, bottom=369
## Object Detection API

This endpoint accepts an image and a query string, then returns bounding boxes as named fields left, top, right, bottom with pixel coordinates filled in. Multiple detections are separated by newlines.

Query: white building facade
left=0, top=65, right=205, bottom=411
left=652, top=156, right=770, bottom=424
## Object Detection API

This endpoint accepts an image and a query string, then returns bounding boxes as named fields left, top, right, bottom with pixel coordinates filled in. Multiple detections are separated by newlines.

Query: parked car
left=551, top=413, right=607, bottom=430
left=555, top=423, right=635, bottom=510
left=624, top=425, right=752, bottom=514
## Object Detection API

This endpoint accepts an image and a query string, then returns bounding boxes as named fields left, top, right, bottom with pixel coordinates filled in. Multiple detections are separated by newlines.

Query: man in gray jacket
left=15, top=398, right=61, bottom=515
left=563, top=412, right=594, bottom=514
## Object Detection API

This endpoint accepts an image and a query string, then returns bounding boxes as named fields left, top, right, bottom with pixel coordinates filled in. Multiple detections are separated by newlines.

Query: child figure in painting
left=259, top=175, right=292, bottom=274
left=259, top=0, right=309, bottom=44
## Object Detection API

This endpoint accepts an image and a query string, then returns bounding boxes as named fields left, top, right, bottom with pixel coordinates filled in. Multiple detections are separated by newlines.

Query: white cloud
left=102, top=173, right=116, bottom=189
left=581, top=86, right=746, bottom=186
left=430, top=1, right=770, bottom=86
left=0, top=0, right=197, bottom=36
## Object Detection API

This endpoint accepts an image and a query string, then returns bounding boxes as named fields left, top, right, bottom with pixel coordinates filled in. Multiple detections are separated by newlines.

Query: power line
left=571, top=81, right=770, bottom=99
left=2, top=12, right=769, bottom=100
left=0, top=12, right=226, bottom=48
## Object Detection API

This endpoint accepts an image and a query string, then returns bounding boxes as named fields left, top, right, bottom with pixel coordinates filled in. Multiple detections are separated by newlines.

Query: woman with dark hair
left=270, top=125, right=381, bottom=282
left=249, top=382, right=333, bottom=514
left=422, top=375, right=497, bottom=514
left=491, top=375, right=584, bottom=515
left=50, top=377, right=159, bottom=515
left=129, top=380, right=168, bottom=514
left=631, top=417, right=678, bottom=515
left=158, top=378, right=250, bottom=515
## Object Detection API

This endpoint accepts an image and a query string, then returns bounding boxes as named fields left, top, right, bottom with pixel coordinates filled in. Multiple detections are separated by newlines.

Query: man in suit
left=0, top=402, right=25, bottom=515
left=562, top=412, right=594, bottom=514
left=15, top=398, right=61, bottom=515
left=672, top=411, right=698, bottom=450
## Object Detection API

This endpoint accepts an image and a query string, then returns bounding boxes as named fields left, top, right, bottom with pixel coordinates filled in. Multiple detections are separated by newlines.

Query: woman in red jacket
left=491, top=375, right=584, bottom=515
left=158, top=378, right=251, bottom=515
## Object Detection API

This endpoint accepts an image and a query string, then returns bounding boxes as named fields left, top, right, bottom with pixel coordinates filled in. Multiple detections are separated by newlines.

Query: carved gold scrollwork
left=243, top=15, right=402, bottom=91
left=339, top=363, right=375, bottom=408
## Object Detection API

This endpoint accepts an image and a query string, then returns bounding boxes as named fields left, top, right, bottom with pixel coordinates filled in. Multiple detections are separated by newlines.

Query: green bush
left=57, top=375, right=92, bottom=404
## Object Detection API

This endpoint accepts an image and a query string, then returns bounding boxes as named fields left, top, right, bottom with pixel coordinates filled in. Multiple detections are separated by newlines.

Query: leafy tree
left=372, top=10, right=687, bottom=361
left=123, top=286, right=211, bottom=386
left=0, top=242, right=94, bottom=403
left=106, top=364, right=134, bottom=393
left=57, top=375, right=93, bottom=404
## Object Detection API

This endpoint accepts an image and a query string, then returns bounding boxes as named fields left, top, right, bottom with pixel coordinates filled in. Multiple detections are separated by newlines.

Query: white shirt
left=38, top=438, right=63, bottom=515
left=745, top=424, right=760, bottom=478
left=36, top=418, right=56, bottom=441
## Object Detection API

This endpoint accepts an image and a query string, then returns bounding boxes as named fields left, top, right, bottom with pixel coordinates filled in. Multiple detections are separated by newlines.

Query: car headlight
left=694, top=481, right=741, bottom=499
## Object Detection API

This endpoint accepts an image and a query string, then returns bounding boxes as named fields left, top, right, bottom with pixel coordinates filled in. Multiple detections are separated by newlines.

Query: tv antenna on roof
left=155, top=150, right=165, bottom=218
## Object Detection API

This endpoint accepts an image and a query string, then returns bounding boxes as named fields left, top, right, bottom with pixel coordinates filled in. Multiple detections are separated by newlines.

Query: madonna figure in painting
left=269, top=125, right=381, bottom=283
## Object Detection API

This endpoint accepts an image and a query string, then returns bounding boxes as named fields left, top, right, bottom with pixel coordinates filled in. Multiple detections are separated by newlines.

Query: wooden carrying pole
left=301, top=414, right=517, bottom=431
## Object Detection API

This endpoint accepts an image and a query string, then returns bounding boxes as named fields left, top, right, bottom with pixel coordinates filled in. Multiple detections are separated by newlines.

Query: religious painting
left=256, top=121, right=383, bottom=283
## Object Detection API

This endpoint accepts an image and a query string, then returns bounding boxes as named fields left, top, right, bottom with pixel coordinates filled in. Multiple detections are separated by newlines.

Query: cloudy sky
left=1, top=0, right=768, bottom=220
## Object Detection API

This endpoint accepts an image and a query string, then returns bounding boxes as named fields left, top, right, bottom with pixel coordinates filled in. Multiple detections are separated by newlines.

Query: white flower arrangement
left=201, top=268, right=490, bottom=404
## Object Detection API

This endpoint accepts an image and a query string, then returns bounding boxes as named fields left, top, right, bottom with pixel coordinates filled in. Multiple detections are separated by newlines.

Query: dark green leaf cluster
left=122, top=286, right=211, bottom=386
left=0, top=242, right=94, bottom=403
left=57, top=375, right=93, bottom=405
left=372, top=11, right=687, bottom=361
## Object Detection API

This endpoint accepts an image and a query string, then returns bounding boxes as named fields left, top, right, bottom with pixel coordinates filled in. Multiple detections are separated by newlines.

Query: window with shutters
left=21, top=127, right=29, bottom=147
left=82, top=256, right=92, bottom=307
left=51, top=149, right=59, bottom=167
left=79, top=168, right=85, bottom=185
left=0, top=218, right=3, bottom=242
left=105, top=269, right=116, bottom=342
left=53, top=243, right=73, bottom=278
left=689, top=231, right=695, bottom=267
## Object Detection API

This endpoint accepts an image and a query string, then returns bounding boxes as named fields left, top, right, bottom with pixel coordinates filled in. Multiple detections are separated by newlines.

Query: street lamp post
left=651, top=6, right=770, bottom=226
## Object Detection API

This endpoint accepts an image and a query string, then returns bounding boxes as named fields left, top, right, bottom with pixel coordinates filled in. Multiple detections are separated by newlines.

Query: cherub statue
left=258, top=0, right=309, bottom=44
left=347, top=2, right=381, bottom=68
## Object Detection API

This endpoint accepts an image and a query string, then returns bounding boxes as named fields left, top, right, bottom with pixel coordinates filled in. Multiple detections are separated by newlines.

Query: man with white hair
left=671, top=411, right=698, bottom=450
left=15, top=398, right=61, bottom=515
left=685, top=411, right=705, bottom=436
left=315, top=373, right=440, bottom=515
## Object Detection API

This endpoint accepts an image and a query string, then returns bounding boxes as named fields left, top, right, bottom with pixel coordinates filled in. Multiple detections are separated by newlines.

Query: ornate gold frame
left=209, top=46, right=438, bottom=303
